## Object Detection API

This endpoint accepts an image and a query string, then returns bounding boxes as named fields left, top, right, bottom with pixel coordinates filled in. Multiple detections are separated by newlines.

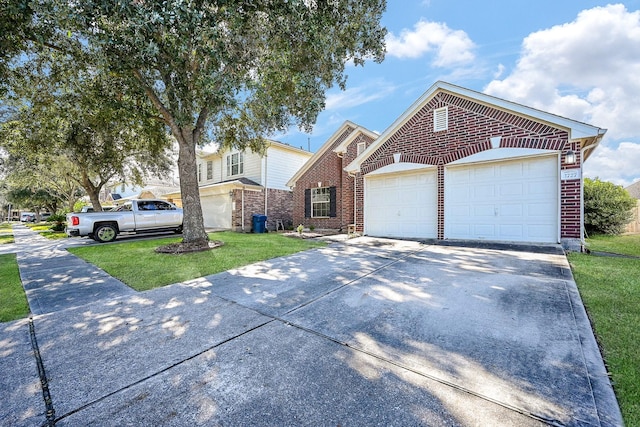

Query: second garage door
left=365, top=168, right=437, bottom=239
left=445, top=155, right=559, bottom=243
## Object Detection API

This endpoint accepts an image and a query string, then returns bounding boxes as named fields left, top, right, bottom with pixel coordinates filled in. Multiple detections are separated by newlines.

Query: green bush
left=46, top=213, right=67, bottom=232
left=584, top=178, right=636, bottom=235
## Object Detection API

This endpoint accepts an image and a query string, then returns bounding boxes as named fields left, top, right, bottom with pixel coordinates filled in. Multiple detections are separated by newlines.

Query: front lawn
left=0, top=254, right=30, bottom=322
left=568, top=234, right=640, bottom=425
left=68, top=231, right=326, bottom=291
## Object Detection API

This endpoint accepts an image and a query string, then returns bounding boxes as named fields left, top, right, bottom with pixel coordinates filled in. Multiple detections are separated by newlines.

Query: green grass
left=568, top=235, right=640, bottom=425
left=584, top=234, right=640, bottom=257
left=0, top=254, right=30, bottom=322
left=68, top=232, right=326, bottom=291
left=0, top=235, right=14, bottom=244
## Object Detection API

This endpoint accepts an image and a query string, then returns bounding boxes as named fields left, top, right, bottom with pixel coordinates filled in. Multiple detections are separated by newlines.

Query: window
left=357, top=142, right=366, bottom=156
left=226, top=152, right=244, bottom=176
left=198, top=163, right=202, bottom=182
left=433, top=106, right=448, bottom=132
left=312, top=187, right=330, bottom=217
left=206, top=160, right=213, bottom=180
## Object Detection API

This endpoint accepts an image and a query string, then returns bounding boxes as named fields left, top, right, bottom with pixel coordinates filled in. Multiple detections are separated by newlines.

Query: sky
left=275, top=1, right=640, bottom=188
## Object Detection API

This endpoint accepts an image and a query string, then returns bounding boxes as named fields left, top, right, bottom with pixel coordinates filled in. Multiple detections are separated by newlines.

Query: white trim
left=448, top=148, right=556, bottom=166
left=366, top=162, right=436, bottom=176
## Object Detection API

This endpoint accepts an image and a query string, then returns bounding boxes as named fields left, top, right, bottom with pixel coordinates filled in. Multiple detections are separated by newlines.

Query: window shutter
left=304, top=189, right=311, bottom=218
left=329, top=186, right=337, bottom=217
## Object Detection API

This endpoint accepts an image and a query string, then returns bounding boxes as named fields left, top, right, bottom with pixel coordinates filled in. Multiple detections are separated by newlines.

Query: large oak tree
left=44, top=0, right=387, bottom=248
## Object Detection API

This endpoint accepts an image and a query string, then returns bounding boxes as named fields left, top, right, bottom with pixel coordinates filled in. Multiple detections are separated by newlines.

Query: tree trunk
left=176, top=130, right=209, bottom=245
left=81, top=173, right=103, bottom=212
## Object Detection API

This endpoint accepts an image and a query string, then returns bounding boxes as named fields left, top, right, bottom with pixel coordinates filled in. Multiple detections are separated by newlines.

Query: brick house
left=286, top=121, right=378, bottom=231
left=296, top=81, right=606, bottom=249
left=165, top=140, right=311, bottom=231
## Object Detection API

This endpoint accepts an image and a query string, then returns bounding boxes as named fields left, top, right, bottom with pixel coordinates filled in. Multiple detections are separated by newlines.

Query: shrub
left=46, top=213, right=67, bottom=232
left=584, top=178, right=636, bottom=235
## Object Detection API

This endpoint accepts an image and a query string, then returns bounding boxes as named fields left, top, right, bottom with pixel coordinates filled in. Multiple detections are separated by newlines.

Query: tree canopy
left=2, top=1, right=387, bottom=246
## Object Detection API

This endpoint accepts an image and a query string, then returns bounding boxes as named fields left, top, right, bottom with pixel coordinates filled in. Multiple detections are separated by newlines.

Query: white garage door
left=445, top=156, right=558, bottom=243
left=365, top=169, right=437, bottom=238
left=201, top=194, right=232, bottom=229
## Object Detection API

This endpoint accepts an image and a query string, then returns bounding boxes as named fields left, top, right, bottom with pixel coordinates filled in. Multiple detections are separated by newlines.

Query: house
left=292, top=81, right=607, bottom=250
left=166, top=140, right=311, bottom=231
left=286, top=121, right=378, bottom=231
left=624, top=181, right=640, bottom=233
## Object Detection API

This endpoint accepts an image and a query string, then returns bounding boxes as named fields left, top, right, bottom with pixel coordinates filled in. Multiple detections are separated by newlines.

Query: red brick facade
left=231, top=188, right=294, bottom=231
left=355, top=91, right=584, bottom=241
left=291, top=124, right=375, bottom=230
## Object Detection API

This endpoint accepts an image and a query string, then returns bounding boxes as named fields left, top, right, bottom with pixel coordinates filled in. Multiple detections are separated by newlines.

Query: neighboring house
left=287, top=121, right=378, bottom=230
left=166, top=140, right=312, bottom=231
left=624, top=181, right=640, bottom=233
left=302, top=81, right=605, bottom=250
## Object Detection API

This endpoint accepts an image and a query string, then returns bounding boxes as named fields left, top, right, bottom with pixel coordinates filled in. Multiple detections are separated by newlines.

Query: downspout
left=263, top=154, right=268, bottom=221
left=241, top=187, right=245, bottom=232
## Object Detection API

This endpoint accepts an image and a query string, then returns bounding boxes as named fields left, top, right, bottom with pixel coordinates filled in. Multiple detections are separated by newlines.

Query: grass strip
left=0, top=253, right=29, bottom=322
left=568, top=250, right=640, bottom=425
left=584, top=234, right=640, bottom=257
left=68, top=231, right=326, bottom=291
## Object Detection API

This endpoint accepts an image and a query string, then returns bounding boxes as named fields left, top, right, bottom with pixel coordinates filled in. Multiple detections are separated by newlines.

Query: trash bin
left=252, top=214, right=267, bottom=233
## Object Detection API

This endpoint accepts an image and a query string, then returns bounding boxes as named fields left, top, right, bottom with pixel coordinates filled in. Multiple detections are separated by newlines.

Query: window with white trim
left=357, top=142, right=366, bottom=156
left=206, top=160, right=213, bottom=180
left=226, top=152, right=244, bottom=177
left=311, top=187, right=330, bottom=217
left=433, top=106, right=448, bottom=132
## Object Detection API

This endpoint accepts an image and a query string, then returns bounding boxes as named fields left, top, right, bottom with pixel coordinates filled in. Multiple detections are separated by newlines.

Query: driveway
left=1, top=236, right=621, bottom=426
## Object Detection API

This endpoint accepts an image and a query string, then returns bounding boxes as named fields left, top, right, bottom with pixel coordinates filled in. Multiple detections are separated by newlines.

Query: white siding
left=266, top=146, right=312, bottom=190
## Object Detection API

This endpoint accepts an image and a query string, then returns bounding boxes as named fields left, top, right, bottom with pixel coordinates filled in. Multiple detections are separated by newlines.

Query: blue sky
left=276, top=1, right=640, bottom=188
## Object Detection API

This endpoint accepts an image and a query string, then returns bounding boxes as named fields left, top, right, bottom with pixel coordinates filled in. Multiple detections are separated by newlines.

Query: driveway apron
left=0, top=231, right=621, bottom=426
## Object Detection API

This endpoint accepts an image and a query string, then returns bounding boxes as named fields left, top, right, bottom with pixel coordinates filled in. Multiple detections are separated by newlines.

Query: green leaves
left=584, top=178, right=637, bottom=235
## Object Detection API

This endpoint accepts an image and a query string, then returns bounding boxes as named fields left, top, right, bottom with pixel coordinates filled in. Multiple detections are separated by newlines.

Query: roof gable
left=346, top=81, right=606, bottom=173
left=286, top=121, right=375, bottom=188
left=626, top=181, right=640, bottom=199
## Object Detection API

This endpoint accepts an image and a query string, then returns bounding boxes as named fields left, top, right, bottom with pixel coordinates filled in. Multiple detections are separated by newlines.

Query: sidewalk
left=11, top=225, right=135, bottom=315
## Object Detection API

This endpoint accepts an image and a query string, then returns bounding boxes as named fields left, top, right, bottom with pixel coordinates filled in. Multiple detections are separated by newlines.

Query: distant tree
left=0, top=70, right=173, bottom=212
left=584, top=178, right=636, bottom=235
left=36, top=0, right=387, bottom=249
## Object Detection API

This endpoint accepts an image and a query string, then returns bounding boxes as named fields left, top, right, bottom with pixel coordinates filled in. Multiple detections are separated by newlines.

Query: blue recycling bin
left=252, top=214, right=267, bottom=233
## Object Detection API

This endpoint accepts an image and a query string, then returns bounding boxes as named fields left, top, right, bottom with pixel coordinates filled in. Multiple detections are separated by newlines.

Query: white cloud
left=584, top=141, right=640, bottom=187
left=484, top=4, right=640, bottom=185
left=325, top=81, right=396, bottom=111
left=386, top=20, right=476, bottom=67
left=485, top=4, right=640, bottom=139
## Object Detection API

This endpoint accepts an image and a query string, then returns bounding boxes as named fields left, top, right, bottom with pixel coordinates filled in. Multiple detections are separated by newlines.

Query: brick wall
left=358, top=91, right=582, bottom=240
left=231, top=188, right=294, bottom=231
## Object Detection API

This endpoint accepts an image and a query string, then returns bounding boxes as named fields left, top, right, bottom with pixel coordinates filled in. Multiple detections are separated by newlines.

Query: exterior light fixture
left=565, top=150, right=576, bottom=165
left=317, top=181, right=322, bottom=187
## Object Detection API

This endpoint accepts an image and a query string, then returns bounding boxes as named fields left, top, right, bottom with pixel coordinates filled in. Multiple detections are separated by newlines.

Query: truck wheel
left=94, top=224, right=117, bottom=243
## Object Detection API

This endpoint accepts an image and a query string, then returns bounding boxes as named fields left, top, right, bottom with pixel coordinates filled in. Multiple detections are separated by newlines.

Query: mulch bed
left=155, top=240, right=224, bottom=254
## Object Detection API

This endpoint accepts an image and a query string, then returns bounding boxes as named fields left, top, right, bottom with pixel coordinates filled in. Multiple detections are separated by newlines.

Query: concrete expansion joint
left=28, top=316, right=56, bottom=427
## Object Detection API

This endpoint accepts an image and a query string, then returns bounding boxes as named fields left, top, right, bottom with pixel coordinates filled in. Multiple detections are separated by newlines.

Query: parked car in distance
left=66, top=199, right=183, bottom=243
left=20, top=212, right=36, bottom=222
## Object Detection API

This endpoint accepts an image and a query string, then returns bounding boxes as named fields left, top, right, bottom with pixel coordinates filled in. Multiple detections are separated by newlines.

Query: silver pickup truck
left=66, top=199, right=183, bottom=243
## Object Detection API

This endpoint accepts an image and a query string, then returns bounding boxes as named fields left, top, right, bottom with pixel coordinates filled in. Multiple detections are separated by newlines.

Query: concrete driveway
left=1, top=236, right=621, bottom=426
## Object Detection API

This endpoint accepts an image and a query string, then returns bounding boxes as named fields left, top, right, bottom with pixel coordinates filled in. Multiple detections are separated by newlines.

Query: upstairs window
left=206, top=160, right=213, bottom=180
left=357, top=142, right=366, bottom=156
left=226, top=152, right=244, bottom=177
left=433, top=106, right=448, bottom=132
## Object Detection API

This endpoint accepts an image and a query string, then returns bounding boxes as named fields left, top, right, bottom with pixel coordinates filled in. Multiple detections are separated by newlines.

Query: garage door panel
left=446, top=156, right=558, bottom=243
left=365, top=169, right=437, bottom=239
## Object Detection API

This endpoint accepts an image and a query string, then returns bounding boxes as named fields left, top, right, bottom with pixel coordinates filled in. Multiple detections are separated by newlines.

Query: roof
left=626, top=181, right=640, bottom=199
left=345, top=81, right=607, bottom=173
left=198, top=139, right=312, bottom=160
left=286, top=121, right=376, bottom=188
